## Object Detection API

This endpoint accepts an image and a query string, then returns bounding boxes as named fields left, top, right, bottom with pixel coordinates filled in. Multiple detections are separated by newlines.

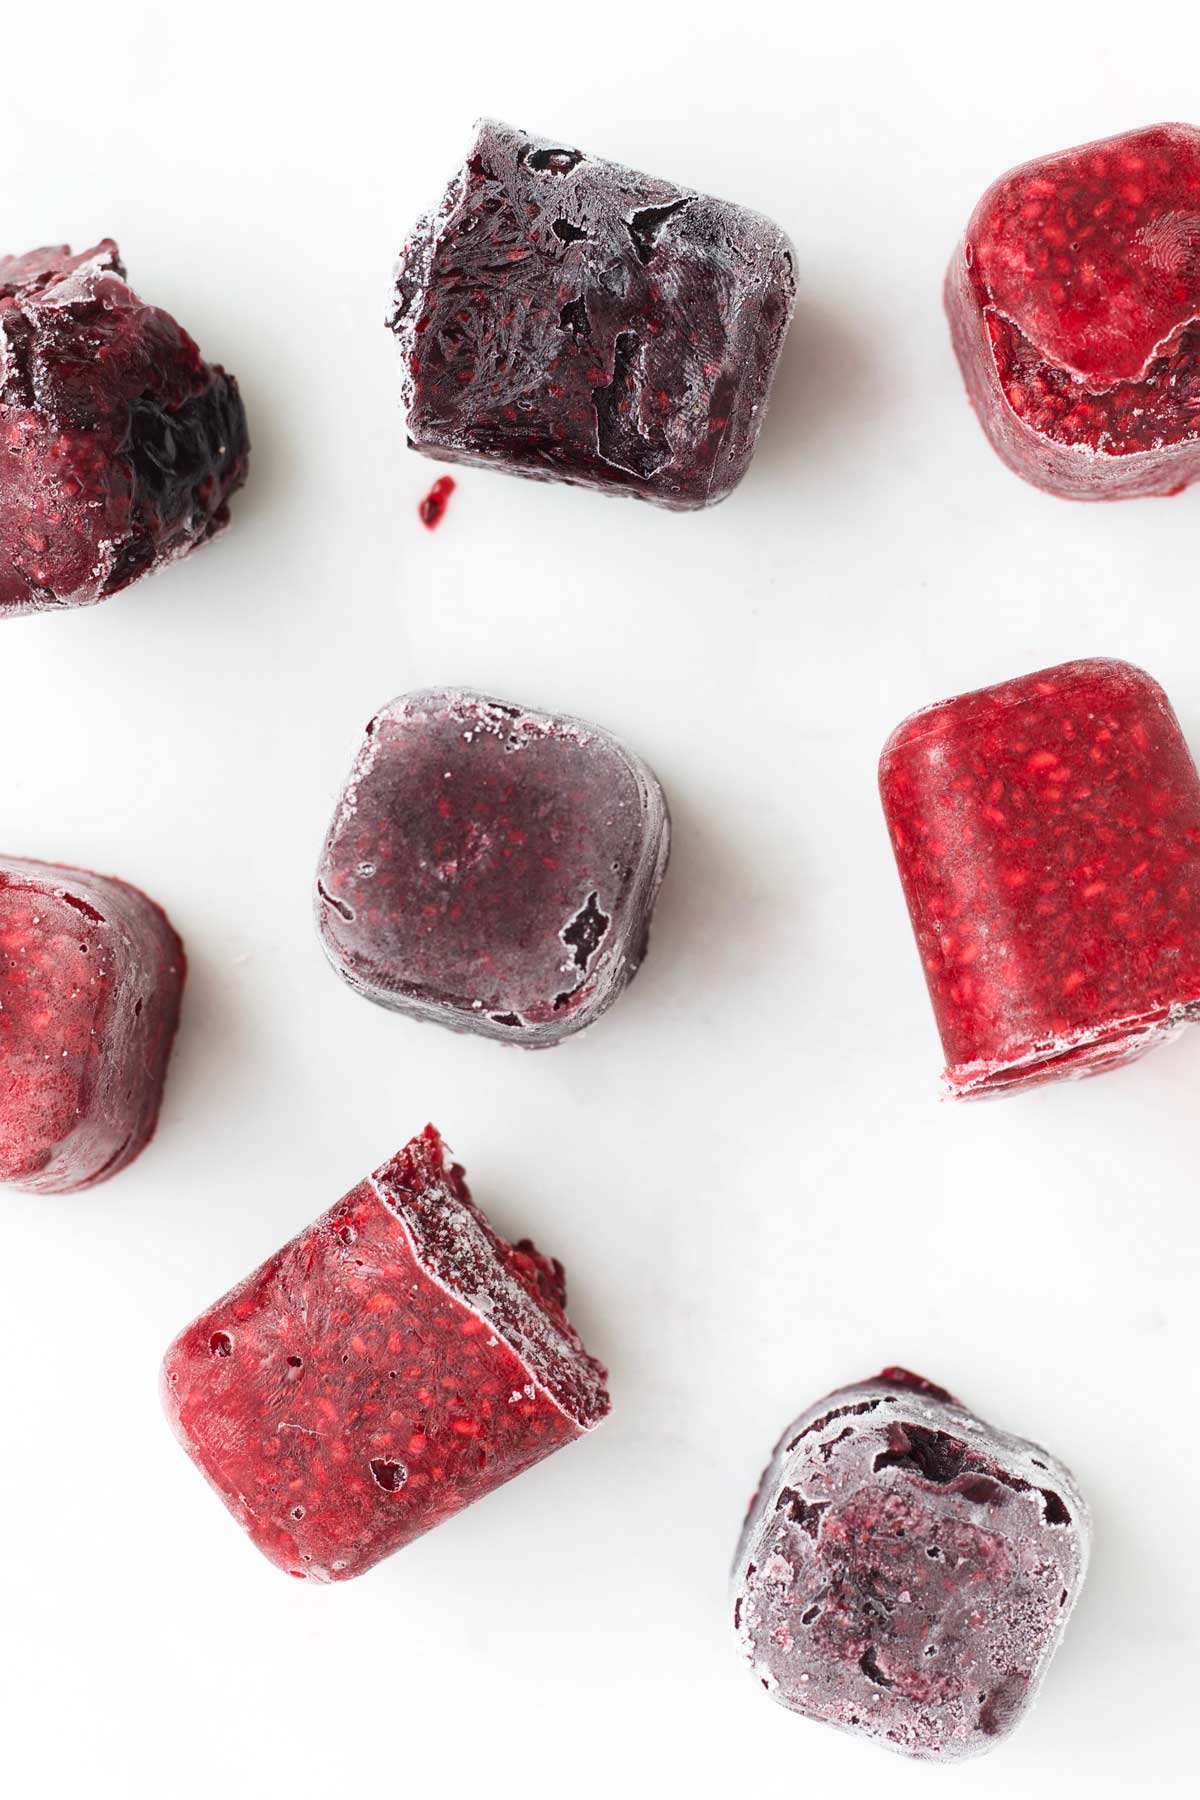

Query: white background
left=2, top=3, right=1197, bottom=1795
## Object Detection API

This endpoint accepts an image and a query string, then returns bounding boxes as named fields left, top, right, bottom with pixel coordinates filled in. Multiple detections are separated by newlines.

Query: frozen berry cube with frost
left=880, top=658, right=1200, bottom=1097
left=316, top=688, right=670, bottom=1045
left=946, top=123, right=1200, bottom=499
left=388, top=119, right=796, bottom=509
left=732, top=1369, right=1089, bottom=1762
left=0, top=856, right=185, bottom=1192
left=0, top=240, right=249, bottom=614
left=161, top=1126, right=610, bottom=1581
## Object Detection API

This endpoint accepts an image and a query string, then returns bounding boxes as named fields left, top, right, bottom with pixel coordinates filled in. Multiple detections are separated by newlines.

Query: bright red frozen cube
left=879, top=659, right=1200, bottom=1096
left=0, top=857, right=184, bottom=1192
left=161, top=1127, right=610, bottom=1581
left=946, top=123, right=1200, bottom=499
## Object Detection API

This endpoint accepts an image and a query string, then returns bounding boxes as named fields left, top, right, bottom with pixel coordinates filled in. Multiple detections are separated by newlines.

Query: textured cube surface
left=0, top=240, right=249, bottom=613
left=162, top=1127, right=610, bottom=1581
left=946, top=123, right=1200, bottom=500
left=316, top=688, right=670, bottom=1045
left=880, top=658, right=1200, bottom=1096
left=388, top=119, right=796, bottom=509
left=732, top=1369, right=1089, bottom=1762
left=0, top=856, right=185, bottom=1192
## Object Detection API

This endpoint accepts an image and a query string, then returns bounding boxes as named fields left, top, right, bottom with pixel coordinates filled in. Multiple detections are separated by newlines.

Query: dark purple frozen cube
left=315, top=689, right=670, bottom=1045
left=388, top=120, right=796, bottom=510
left=732, top=1370, right=1089, bottom=1762
left=0, top=241, right=248, bottom=615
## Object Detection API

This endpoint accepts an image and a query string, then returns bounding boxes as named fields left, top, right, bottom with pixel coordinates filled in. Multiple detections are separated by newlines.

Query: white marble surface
left=2, top=3, right=1197, bottom=1796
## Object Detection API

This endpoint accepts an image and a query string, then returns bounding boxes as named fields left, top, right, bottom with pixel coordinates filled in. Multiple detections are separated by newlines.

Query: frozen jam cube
left=388, top=119, right=796, bottom=510
left=0, top=856, right=185, bottom=1192
left=732, top=1370, right=1089, bottom=1762
left=315, top=689, right=670, bottom=1045
left=879, top=659, right=1200, bottom=1097
left=945, top=123, right=1200, bottom=500
left=161, top=1126, right=610, bottom=1581
left=0, top=240, right=249, bottom=614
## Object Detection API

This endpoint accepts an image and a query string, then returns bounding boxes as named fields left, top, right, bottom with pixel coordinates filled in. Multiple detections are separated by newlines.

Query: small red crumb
left=418, top=474, right=455, bottom=529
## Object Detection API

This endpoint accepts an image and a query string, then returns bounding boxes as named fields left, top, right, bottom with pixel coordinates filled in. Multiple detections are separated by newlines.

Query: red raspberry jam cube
left=732, top=1369, right=1089, bottom=1762
left=879, top=658, right=1200, bottom=1097
left=0, top=856, right=185, bottom=1192
left=946, top=123, right=1200, bottom=500
left=0, top=240, right=249, bottom=614
left=389, top=119, right=796, bottom=510
left=161, top=1126, right=610, bottom=1581
left=316, top=688, right=670, bottom=1045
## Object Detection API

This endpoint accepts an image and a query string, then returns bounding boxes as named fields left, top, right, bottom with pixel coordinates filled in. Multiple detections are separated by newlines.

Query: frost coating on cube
left=879, top=658, right=1200, bottom=1097
left=389, top=119, right=796, bottom=509
left=162, top=1126, right=610, bottom=1581
left=0, top=856, right=185, bottom=1192
left=0, top=240, right=249, bottom=613
left=946, top=123, right=1200, bottom=500
left=315, top=688, right=670, bottom=1045
left=732, top=1370, right=1089, bottom=1762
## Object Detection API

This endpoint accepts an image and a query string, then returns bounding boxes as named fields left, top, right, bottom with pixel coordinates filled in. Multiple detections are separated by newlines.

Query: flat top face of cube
left=0, top=867, right=112, bottom=1181
left=317, top=689, right=668, bottom=1037
left=162, top=1129, right=608, bottom=1581
left=389, top=120, right=796, bottom=507
left=968, top=124, right=1200, bottom=385
left=881, top=655, right=1173, bottom=758
left=960, top=124, right=1200, bottom=460
left=370, top=1128, right=609, bottom=1427
left=880, top=660, right=1200, bottom=1081
left=734, top=1374, right=1088, bottom=1762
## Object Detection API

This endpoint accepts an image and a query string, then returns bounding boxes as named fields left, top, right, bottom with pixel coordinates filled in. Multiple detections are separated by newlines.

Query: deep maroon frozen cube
left=162, top=1126, right=610, bottom=1581
left=388, top=120, right=796, bottom=509
left=0, top=856, right=185, bottom=1192
left=0, top=240, right=249, bottom=614
left=315, top=689, right=670, bottom=1045
left=946, top=123, right=1200, bottom=500
left=732, top=1370, right=1089, bottom=1762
